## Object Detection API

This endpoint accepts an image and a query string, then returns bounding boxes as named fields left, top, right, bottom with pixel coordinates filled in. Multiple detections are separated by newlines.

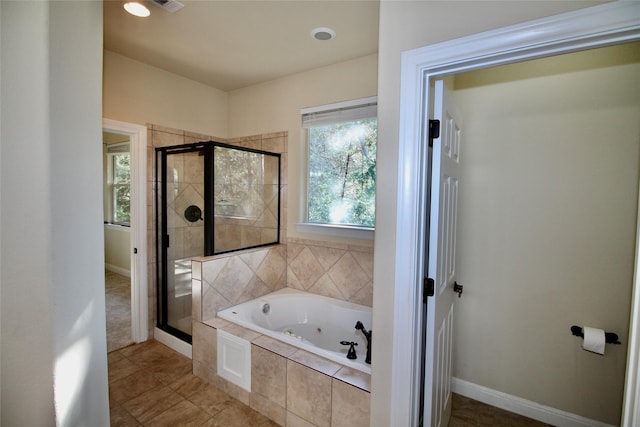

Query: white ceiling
left=103, top=0, right=380, bottom=91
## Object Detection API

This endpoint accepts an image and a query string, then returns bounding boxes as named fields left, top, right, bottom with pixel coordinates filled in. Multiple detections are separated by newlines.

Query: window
left=301, top=97, right=377, bottom=236
left=107, top=143, right=131, bottom=225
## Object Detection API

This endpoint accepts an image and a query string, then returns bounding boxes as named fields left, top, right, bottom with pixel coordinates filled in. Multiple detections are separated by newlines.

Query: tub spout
left=355, top=321, right=372, bottom=364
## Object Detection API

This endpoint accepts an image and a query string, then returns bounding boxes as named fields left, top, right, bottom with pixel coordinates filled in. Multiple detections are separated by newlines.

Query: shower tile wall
left=146, top=125, right=288, bottom=338
left=286, top=238, right=373, bottom=307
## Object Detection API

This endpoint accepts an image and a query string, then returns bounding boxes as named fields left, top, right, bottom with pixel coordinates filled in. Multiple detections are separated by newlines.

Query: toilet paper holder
left=571, top=325, right=621, bottom=345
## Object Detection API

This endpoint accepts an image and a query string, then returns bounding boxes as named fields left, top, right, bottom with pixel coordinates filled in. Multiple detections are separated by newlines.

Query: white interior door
left=423, top=79, right=462, bottom=427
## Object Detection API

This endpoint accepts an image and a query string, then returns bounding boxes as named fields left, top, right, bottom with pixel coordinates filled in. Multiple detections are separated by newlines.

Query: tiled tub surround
left=193, top=317, right=371, bottom=427
left=286, top=238, right=373, bottom=307
left=146, top=124, right=288, bottom=338
left=191, top=244, right=371, bottom=425
left=158, top=123, right=374, bottom=425
left=192, top=245, right=288, bottom=322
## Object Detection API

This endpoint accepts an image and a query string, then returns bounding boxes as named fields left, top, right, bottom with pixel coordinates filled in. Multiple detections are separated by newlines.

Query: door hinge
left=424, top=277, right=435, bottom=301
left=428, top=119, right=440, bottom=147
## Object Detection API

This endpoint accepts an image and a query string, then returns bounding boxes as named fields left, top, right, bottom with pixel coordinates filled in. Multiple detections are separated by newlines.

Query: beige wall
left=228, top=53, right=378, bottom=246
left=104, top=225, right=131, bottom=275
left=373, top=1, right=608, bottom=425
left=103, top=50, right=229, bottom=138
left=1, top=1, right=109, bottom=424
left=453, top=43, right=640, bottom=424
left=104, top=51, right=378, bottom=246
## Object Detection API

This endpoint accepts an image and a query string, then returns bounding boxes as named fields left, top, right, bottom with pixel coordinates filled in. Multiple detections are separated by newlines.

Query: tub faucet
left=355, top=321, right=372, bottom=364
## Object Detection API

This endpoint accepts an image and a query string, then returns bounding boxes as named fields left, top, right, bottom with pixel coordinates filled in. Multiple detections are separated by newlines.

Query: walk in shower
left=156, top=141, right=281, bottom=343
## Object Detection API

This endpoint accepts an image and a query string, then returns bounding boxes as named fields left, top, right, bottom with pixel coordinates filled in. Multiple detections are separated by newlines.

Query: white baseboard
left=452, top=377, right=616, bottom=427
left=154, top=327, right=192, bottom=359
left=105, top=263, right=131, bottom=278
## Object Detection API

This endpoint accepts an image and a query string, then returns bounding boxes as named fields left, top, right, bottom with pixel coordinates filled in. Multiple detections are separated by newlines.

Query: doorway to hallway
left=103, top=119, right=149, bottom=349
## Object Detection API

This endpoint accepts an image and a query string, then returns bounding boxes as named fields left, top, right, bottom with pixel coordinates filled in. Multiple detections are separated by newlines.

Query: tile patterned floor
left=108, top=340, right=278, bottom=426
left=108, top=340, right=551, bottom=426
left=106, top=271, right=133, bottom=352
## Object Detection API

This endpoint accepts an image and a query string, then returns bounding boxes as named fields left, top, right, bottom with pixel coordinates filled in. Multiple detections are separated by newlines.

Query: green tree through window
left=112, top=152, right=131, bottom=225
left=307, top=117, right=376, bottom=227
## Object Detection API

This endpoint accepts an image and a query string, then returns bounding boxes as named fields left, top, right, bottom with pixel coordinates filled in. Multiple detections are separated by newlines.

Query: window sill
left=104, top=223, right=131, bottom=232
left=295, top=222, right=374, bottom=240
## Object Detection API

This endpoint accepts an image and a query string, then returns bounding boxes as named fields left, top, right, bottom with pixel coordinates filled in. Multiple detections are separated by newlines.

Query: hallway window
left=301, top=97, right=377, bottom=230
left=107, top=143, right=131, bottom=225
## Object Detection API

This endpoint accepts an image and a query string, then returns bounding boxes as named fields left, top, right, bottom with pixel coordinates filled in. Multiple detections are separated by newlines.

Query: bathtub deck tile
left=193, top=360, right=217, bottom=384
left=286, top=361, right=332, bottom=427
left=252, top=346, right=287, bottom=406
left=252, top=335, right=298, bottom=358
left=203, top=317, right=233, bottom=329
left=286, top=411, right=316, bottom=427
left=333, top=367, right=371, bottom=393
left=218, top=376, right=251, bottom=405
left=223, top=323, right=262, bottom=342
left=250, top=391, right=286, bottom=426
left=193, top=321, right=217, bottom=370
left=331, top=378, right=371, bottom=427
left=288, top=349, right=341, bottom=377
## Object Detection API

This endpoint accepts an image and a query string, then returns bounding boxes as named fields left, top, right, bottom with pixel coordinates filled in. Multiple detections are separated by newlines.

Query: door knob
left=453, top=282, right=463, bottom=298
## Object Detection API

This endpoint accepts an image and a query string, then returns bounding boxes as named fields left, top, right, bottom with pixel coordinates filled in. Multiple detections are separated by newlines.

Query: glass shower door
left=212, top=145, right=281, bottom=253
left=156, top=144, right=206, bottom=343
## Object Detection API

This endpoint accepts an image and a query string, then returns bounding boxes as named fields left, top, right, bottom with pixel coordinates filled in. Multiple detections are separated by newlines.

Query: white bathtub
left=217, top=288, right=372, bottom=374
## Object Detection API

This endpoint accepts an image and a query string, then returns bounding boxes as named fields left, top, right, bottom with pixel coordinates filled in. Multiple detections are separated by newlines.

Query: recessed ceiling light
left=124, top=2, right=150, bottom=17
left=310, top=27, right=336, bottom=41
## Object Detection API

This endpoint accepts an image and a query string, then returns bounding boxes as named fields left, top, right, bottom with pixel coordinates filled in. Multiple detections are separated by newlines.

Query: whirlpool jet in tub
left=217, top=288, right=372, bottom=373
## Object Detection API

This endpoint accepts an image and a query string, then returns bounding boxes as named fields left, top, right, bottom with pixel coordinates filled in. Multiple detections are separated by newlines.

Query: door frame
left=393, top=2, right=640, bottom=425
left=103, top=118, right=148, bottom=344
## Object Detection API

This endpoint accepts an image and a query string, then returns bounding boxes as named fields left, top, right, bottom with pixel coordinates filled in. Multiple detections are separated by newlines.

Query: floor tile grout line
left=124, top=383, right=186, bottom=424
left=110, top=340, right=548, bottom=427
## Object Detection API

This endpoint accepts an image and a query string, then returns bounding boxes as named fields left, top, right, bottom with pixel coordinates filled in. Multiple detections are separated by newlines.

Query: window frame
left=107, top=143, right=131, bottom=226
left=297, top=96, right=377, bottom=240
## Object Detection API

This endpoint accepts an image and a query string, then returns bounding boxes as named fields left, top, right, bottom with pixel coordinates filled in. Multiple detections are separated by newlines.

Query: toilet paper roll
left=583, top=326, right=606, bottom=355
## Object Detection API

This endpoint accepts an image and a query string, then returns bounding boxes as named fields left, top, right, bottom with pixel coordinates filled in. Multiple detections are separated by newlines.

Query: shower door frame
left=156, top=142, right=208, bottom=343
left=155, top=140, right=282, bottom=343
